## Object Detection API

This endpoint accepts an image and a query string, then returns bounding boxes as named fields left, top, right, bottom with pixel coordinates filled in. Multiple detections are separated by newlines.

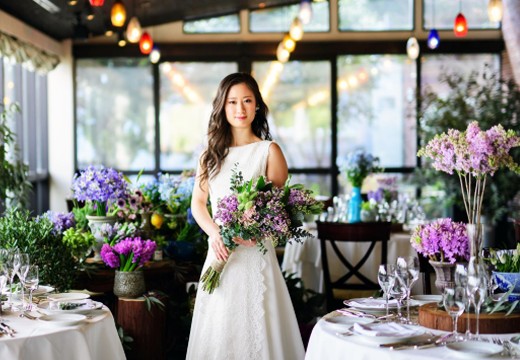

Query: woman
left=186, top=73, right=305, bottom=360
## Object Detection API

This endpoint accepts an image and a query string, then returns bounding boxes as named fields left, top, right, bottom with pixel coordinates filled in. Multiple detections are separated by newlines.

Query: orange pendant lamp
left=454, top=12, right=468, bottom=37
left=111, top=0, right=127, bottom=28
left=89, top=0, right=104, bottom=6
left=139, top=32, right=153, bottom=55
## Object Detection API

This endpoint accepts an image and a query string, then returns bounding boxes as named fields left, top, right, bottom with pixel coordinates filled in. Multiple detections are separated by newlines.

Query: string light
left=89, top=0, right=104, bottom=6
left=139, top=31, right=153, bottom=55
left=406, top=37, right=420, bottom=60
left=276, top=42, right=290, bottom=63
left=149, top=45, right=161, bottom=63
left=289, top=18, right=303, bottom=41
left=488, top=0, right=503, bottom=22
left=427, top=29, right=440, bottom=49
left=126, top=17, right=143, bottom=43
left=111, top=0, right=126, bottom=28
left=298, top=0, right=312, bottom=25
left=453, top=1, right=467, bottom=37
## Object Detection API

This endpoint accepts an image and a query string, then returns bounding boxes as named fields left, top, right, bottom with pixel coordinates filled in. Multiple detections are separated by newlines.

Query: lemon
left=151, top=213, right=164, bottom=229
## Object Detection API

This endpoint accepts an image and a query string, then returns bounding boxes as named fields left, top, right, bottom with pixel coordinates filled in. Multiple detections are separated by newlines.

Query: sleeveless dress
left=186, top=140, right=305, bottom=360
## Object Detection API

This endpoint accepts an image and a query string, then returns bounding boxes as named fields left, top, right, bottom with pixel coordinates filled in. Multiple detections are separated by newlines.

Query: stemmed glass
left=443, top=287, right=466, bottom=341
left=378, top=264, right=396, bottom=318
left=0, top=252, right=8, bottom=313
left=389, top=275, right=407, bottom=323
left=467, top=258, right=488, bottom=339
left=5, top=248, right=20, bottom=310
left=23, top=265, right=39, bottom=310
left=395, top=256, right=420, bottom=323
left=14, top=253, right=30, bottom=310
left=455, top=264, right=472, bottom=339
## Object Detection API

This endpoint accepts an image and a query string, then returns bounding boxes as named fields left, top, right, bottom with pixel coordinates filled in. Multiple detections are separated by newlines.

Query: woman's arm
left=266, top=142, right=289, bottom=187
left=191, top=163, right=229, bottom=261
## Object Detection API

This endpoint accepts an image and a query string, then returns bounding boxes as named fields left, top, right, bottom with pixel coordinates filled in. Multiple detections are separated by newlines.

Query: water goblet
left=443, top=287, right=466, bottom=341
left=378, top=264, right=396, bottom=318
left=23, top=265, right=39, bottom=310
left=467, top=258, right=488, bottom=339
left=5, top=248, right=20, bottom=310
left=396, top=256, right=419, bottom=323
left=14, top=253, right=30, bottom=310
left=455, top=264, right=472, bottom=339
left=389, top=275, right=407, bottom=323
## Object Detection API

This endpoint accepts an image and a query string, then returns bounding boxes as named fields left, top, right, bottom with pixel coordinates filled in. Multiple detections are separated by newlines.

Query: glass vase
left=467, top=223, right=483, bottom=263
left=347, top=186, right=362, bottom=223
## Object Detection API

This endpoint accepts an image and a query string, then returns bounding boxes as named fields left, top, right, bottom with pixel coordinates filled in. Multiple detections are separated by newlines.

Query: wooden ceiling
left=0, top=0, right=300, bottom=41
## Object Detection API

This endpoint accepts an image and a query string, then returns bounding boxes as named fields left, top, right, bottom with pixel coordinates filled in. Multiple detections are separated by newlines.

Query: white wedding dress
left=186, top=140, right=305, bottom=360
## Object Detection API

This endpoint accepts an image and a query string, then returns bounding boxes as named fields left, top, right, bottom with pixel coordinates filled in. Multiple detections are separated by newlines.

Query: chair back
left=316, top=221, right=392, bottom=311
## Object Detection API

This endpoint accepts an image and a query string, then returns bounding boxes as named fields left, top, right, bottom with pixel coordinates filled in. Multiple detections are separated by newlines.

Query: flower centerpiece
left=339, top=150, right=382, bottom=223
left=417, top=121, right=520, bottom=261
left=201, top=168, right=324, bottom=293
left=100, top=236, right=157, bottom=298
left=411, top=218, right=470, bottom=294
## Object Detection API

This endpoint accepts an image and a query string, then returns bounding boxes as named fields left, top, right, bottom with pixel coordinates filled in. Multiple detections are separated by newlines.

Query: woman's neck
left=230, top=129, right=261, bottom=147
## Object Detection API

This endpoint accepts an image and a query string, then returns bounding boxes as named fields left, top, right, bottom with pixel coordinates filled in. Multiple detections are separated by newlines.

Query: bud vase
left=113, top=270, right=146, bottom=298
left=467, top=223, right=483, bottom=263
left=347, top=186, right=362, bottom=223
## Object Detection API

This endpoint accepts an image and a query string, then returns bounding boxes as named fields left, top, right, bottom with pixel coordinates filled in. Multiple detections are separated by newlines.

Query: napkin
left=345, top=298, right=398, bottom=309
left=352, top=322, right=423, bottom=337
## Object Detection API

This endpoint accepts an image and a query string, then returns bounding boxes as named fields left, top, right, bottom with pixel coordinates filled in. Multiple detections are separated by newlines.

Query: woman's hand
left=211, top=233, right=229, bottom=262
left=232, top=237, right=257, bottom=247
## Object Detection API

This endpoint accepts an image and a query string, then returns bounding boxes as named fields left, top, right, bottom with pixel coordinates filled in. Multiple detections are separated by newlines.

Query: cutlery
left=379, top=334, right=445, bottom=349
left=0, top=322, right=15, bottom=337
left=19, top=311, right=37, bottom=320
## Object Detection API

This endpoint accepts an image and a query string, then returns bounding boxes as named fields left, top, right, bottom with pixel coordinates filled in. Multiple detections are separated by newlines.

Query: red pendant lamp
left=89, top=0, right=104, bottom=6
left=139, top=32, right=153, bottom=55
left=454, top=12, right=468, bottom=37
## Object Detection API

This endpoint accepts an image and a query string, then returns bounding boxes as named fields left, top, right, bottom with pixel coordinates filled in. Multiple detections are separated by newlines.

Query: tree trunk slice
left=418, top=302, right=520, bottom=334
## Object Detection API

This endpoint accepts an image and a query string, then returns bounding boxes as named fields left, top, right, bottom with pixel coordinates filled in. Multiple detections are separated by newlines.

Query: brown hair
left=198, top=73, right=272, bottom=186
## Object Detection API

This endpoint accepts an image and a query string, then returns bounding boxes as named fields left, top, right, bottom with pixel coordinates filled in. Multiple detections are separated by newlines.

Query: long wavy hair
left=198, top=73, right=272, bottom=186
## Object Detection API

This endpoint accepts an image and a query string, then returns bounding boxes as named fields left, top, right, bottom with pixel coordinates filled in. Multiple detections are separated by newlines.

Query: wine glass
left=0, top=254, right=7, bottom=314
left=396, top=256, right=420, bottom=323
left=389, top=274, right=407, bottom=323
left=14, top=252, right=30, bottom=310
left=455, top=264, right=472, bottom=339
left=378, top=264, right=396, bottom=318
left=467, top=258, right=488, bottom=339
left=443, top=287, right=466, bottom=341
left=23, top=265, right=39, bottom=310
left=5, top=248, right=20, bottom=310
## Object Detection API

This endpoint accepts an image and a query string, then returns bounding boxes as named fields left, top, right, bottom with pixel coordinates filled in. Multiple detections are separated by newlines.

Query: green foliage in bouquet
left=0, top=208, right=77, bottom=291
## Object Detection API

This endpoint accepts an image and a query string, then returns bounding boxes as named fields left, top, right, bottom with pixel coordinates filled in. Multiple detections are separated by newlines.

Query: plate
left=47, top=292, right=90, bottom=301
left=323, top=315, right=373, bottom=332
left=410, top=294, right=442, bottom=305
left=38, top=313, right=87, bottom=327
left=37, top=299, right=103, bottom=314
left=343, top=298, right=398, bottom=312
left=33, top=285, right=55, bottom=295
left=350, top=323, right=426, bottom=345
left=446, top=341, right=503, bottom=358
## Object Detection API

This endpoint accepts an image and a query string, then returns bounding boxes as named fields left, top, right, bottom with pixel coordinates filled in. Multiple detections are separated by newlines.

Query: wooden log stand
left=117, top=295, right=168, bottom=360
left=418, top=302, right=520, bottom=334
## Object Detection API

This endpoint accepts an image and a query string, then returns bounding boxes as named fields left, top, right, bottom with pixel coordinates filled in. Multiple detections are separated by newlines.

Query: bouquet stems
left=200, top=259, right=227, bottom=294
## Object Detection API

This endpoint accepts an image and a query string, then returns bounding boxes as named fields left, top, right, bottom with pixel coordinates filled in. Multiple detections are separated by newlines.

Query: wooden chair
left=315, top=221, right=392, bottom=312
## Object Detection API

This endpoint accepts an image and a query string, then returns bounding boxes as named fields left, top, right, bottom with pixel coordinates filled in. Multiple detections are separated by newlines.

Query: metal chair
left=315, top=221, right=392, bottom=312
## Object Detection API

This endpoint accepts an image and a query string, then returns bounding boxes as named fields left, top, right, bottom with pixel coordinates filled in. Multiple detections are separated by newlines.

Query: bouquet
left=72, top=165, right=129, bottom=217
left=200, top=167, right=323, bottom=293
left=340, top=150, right=382, bottom=187
left=486, top=243, right=520, bottom=273
left=410, top=218, right=469, bottom=264
left=100, top=236, right=156, bottom=271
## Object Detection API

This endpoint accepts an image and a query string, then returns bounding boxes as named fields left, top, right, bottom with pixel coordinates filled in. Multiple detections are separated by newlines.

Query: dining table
left=0, top=305, right=126, bottom=360
left=282, top=223, right=419, bottom=293
left=306, top=309, right=520, bottom=360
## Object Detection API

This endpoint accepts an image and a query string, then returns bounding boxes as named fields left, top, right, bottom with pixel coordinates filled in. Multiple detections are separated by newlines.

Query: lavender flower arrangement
left=339, top=150, right=382, bottom=187
left=71, top=165, right=129, bottom=217
left=411, top=218, right=469, bottom=264
left=100, top=236, right=156, bottom=272
left=115, top=189, right=153, bottom=221
left=40, top=210, right=76, bottom=235
left=201, top=167, right=323, bottom=293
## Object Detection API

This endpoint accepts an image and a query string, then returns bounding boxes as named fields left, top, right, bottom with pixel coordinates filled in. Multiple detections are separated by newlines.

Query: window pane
left=76, top=58, right=154, bottom=170
left=183, top=14, right=240, bottom=33
left=252, top=60, right=331, bottom=169
left=250, top=1, right=329, bottom=32
left=159, top=62, right=238, bottom=171
left=423, top=0, right=500, bottom=30
left=338, top=0, right=413, bottom=31
left=337, top=55, right=417, bottom=169
left=291, top=173, right=331, bottom=197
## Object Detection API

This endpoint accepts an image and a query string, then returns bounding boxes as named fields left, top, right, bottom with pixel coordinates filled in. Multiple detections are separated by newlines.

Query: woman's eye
left=228, top=100, right=236, bottom=105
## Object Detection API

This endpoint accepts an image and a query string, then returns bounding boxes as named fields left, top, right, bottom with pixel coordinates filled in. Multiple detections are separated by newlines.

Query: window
left=338, top=0, right=414, bottom=31
left=423, top=0, right=500, bottom=30
left=183, top=14, right=240, bottom=33
left=158, top=62, right=238, bottom=171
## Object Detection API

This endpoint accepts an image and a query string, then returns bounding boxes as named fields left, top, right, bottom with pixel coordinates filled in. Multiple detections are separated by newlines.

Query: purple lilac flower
left=367, top=188, right=384, bottom=202
left=41, top=210, right=76, bottom=235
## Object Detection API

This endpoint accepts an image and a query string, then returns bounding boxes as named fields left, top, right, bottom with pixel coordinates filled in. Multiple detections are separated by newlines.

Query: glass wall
left=338, top=0, right=414, bottom=31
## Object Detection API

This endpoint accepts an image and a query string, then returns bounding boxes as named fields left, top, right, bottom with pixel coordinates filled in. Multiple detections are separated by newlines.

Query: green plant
left=0, top=208, right=78, bottom=290
left=283, top=271, right=325, bottom=324
left=117, top=325, right=134, bottom=351
left=417, top=68, right=520, bottom=225
left=0, top=103, right=31, bottom=209
left=62, top=227, right=96, bottom=264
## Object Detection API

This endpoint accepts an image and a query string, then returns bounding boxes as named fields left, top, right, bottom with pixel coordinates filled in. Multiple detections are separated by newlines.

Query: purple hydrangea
left=41, top=210, right=75, bottom=235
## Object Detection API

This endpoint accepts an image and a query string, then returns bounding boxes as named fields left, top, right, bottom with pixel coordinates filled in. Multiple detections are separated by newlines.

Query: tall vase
left=429, top=260, right=456, bottom=296
left=467, top=223, right=484, bottom=263
left=113, top=270, right=146, bottom=298
left=347, top=186, right=362, bottom=223
left=86, top=215, right=118, bottom=261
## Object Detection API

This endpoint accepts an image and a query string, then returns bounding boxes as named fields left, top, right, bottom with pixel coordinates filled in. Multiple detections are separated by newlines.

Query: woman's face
left=224, top=82, right=257, bottom=130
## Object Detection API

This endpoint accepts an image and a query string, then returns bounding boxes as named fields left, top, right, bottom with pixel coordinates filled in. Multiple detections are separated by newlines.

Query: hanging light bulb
left=298, top=0, right=312, bottom=25
left=89, top=0, right=104, bottom=6
left=282, top=34, right=296, bottom=52
left=139, top=31, right=153, bottom=55
left=454, top=13, right=468, bottom=37
left=276, top=42, right=290, bottom=63
left=149, top=45, right=161, bottom=64
left=427, top=29, right=440, bottom=49
left=111, top=0, right=126, bottom=28
left=289, top=17, right=303, bottom=41
left=406, top=37, right=420, bottom=60
left=488, top=0, right=503, bottom=22
left=126, top=16, right=142, bottom=43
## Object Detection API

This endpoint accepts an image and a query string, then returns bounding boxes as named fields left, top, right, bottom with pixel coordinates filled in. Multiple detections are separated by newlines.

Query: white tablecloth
left=282, top=224, right=417, bottom=293
left=306, top=315, right=518, bottom=360
left=0, top=307, right=126, bottom=360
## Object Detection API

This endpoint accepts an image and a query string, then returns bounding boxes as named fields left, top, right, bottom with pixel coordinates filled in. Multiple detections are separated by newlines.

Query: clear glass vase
left=467, top=223, right=484, bottom=263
